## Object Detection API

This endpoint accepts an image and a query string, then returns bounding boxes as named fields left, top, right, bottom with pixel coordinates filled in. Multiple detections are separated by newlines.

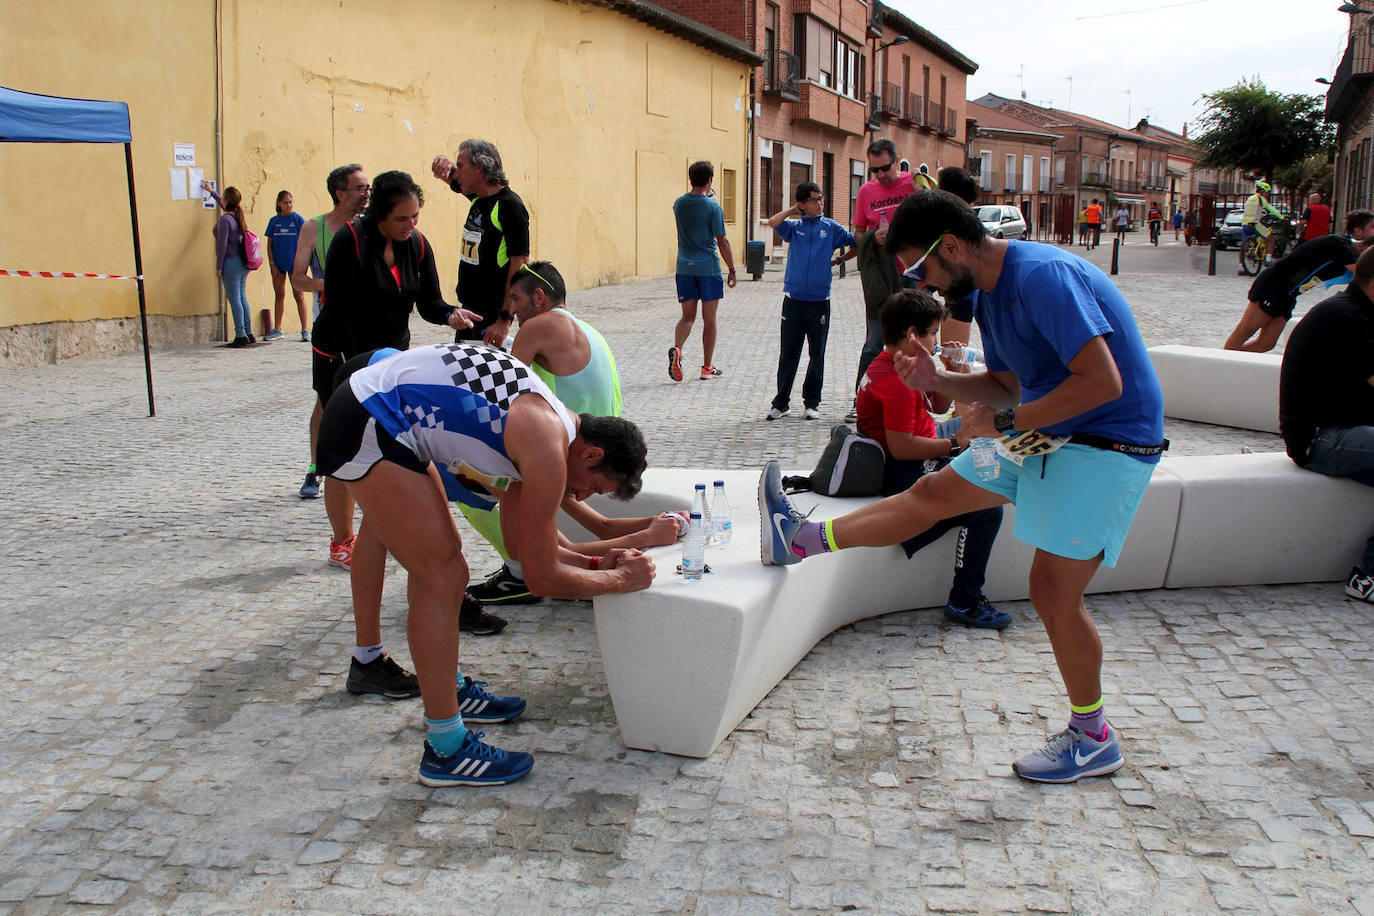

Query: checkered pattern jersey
left=349, top=343, right=575, bottom=483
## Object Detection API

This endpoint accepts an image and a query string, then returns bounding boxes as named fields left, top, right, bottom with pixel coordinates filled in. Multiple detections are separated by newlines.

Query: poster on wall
left=173, top=143, right=196, bottom=167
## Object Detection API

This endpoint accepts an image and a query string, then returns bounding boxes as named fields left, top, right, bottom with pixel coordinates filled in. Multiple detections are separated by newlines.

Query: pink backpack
left=242, top=228, right=264, bottom=270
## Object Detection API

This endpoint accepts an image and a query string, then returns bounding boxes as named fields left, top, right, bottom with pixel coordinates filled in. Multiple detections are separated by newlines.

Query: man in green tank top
left=466, top=260, right=685, bottom=606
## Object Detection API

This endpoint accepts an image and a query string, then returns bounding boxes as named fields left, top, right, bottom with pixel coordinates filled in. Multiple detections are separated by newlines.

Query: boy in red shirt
left=855, top=289, right=1010, bottom=629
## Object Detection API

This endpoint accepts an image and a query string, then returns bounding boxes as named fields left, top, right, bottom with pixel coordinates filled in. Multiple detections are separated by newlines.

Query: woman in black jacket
left=319, top=170, right=479, bottom=359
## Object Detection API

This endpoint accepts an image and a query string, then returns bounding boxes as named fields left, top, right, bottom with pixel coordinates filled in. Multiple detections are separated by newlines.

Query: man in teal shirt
left=670, top=161, right=737, bottom=381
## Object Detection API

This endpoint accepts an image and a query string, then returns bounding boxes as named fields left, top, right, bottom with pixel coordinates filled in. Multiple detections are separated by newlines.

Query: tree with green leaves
left=1192, top=78, right=1334, bottom=183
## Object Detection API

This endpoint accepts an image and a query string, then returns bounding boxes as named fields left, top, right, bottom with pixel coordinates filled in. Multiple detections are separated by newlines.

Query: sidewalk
left=1, top=262, right=1370, bottom=913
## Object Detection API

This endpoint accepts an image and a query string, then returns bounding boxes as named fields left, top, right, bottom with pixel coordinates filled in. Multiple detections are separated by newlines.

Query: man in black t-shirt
left=1279, top=245, right=1374, bottom=603
left=1224, top=209, right=1374, bottom=352
left=431, top=138, right=530, bottom=346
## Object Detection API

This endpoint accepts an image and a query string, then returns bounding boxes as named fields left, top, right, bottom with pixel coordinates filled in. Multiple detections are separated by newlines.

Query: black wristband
left=994, top=408, right=1017, bottom=432
left=498, top=310, right=515, bottom=322
left=948, top=437, right=962, bottom=457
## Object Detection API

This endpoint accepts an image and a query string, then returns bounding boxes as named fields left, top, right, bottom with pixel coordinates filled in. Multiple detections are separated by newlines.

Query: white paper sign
left=201, top=178, right=217, bottom=209
left=188, top=168, right=204, bottom=202
left=173, top=143, right=196, bottom=167
left=170, top=168, right=188, bottom=200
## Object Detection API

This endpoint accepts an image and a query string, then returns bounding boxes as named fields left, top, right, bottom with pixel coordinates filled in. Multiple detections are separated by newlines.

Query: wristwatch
left=948, top=437, right=962, bottom=457
left=993, top=408, right=1017, bottom=433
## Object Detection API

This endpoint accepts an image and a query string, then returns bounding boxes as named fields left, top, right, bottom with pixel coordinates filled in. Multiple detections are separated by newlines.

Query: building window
left=980, top=150, right=992, bottom=190
left=1022, top=154, right=1033, bottom=192
left=764, top=4, right=778, bottom=87
left=1005, top=154, right=1016, bottom=191
left=1041, top=156, right=1051, bottom=193
left=720, top=168, right=736, bottom=223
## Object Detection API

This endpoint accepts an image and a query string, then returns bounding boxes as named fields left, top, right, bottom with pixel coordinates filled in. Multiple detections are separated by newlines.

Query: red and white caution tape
left=1, top=269, right=142, bottom=280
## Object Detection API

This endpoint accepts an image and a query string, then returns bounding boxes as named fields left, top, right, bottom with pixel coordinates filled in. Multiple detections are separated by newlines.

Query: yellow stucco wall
left=0, top=0, right=218, bottom=330
left=0, top=0, right=749, bottom=346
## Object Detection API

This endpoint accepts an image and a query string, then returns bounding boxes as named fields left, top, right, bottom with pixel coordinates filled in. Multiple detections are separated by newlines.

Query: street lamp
left=868, top=35, right=909, bottom=136
left=1338, top=3, right=1374, bottom=13
left=1316, top=77, right=1333, bottom=85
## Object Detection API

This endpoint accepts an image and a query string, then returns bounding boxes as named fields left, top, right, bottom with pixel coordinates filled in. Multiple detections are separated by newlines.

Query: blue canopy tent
left=0, top=86, right=155, bottom=415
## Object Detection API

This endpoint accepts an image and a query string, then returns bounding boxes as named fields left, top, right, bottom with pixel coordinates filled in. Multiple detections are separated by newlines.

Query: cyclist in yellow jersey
left=1241, top=179, right=1286, bottom=268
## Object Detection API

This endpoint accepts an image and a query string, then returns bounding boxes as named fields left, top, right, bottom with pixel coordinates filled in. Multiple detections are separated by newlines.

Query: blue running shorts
left=950, top=441, right=1155, bottom=566
left=676, top=273, right=724, bottom=303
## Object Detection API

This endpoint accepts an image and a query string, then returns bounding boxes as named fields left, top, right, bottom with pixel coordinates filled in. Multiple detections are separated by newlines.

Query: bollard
left=1208, top=238, right=1217, bottom=276
left=1110, top=238, right=1120, bottom=276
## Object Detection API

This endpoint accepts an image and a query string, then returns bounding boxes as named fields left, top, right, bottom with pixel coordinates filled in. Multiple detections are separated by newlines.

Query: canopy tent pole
left=124, top=142, right=155, bottom=417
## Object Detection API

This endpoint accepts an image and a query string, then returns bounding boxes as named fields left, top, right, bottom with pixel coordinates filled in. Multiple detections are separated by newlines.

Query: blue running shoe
left=418, top=732, right=533, bottom=787
left=457, top=676, right=526, bottom=723
left=1012, top=725, right=1124, bottom=783
left=758, top=460, right=807, bottom=566
left=944, top=597, right=1012, bottom=630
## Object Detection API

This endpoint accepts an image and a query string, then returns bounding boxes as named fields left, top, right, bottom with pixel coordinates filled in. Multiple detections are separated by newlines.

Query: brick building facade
left=655, top=0, right=976, bottom=251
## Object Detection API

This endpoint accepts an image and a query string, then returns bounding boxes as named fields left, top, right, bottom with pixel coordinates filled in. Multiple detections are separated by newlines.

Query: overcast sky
left=890, top=0, right=1352, bottom=136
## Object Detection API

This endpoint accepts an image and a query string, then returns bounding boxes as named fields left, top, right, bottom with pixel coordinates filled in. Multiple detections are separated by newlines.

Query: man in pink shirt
left=847, top=138, right=922, bottom=419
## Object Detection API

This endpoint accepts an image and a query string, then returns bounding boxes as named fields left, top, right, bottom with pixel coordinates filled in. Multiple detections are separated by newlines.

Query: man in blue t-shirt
left=670, top=161, right=737, bottom=382
left=758, top=189, right=1165, bottom=786
left=765, top=181, right=854, bottom=419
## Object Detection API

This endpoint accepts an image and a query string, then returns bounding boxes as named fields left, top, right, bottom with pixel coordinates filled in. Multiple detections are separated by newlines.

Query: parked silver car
left=977, top=205, right=1028, bottom=240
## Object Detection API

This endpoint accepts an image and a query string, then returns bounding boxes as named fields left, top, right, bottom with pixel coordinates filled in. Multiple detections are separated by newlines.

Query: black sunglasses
left=869, top=163, right=894, bottom=175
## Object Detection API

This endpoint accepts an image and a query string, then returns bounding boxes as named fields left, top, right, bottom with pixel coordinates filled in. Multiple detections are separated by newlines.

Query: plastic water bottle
left=970, top=437, right=1000, bottom=481
left=935, top=344, right=982, bottom=365
left=711, top=480, right=732, bottom=545
left=692, top=483, right=714, bottom=544
left=682, top=512, right=705, bottom=581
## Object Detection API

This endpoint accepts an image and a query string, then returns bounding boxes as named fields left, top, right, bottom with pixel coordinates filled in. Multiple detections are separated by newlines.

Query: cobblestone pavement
left=2, top=250, right=1372, bottom=914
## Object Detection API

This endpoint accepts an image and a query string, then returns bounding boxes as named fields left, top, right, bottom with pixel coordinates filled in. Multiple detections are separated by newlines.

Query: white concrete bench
left=1148, top=344, right=1282, bottom=433
left=569, top=456, right=1374, bottom=759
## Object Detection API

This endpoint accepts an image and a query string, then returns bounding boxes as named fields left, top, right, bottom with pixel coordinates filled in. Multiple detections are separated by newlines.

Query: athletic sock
left=353, top=643, right=384, bottom=665
left=426, top=714, right=467, bottom=757
left=1069, top=698, right=1108, bottom=741
left=790, top=520, right=837, bottom=559
left=506, top=559, right=525, bottom=579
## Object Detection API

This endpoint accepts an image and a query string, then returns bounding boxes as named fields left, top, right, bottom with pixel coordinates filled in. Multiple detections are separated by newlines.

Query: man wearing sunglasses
left=850, top=139, right=920, bottom=419
left=760, top=189, right=1164, bottom=786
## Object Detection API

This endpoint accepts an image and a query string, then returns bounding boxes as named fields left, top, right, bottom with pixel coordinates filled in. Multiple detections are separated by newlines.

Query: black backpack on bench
left=782, top=424, right=885, bottom=497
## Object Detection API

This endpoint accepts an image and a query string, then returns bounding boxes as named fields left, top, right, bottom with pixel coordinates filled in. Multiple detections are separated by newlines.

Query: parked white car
left=977, top=205, right=1028, bottom=240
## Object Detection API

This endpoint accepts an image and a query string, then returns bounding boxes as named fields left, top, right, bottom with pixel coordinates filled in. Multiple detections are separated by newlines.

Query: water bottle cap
left=689, top=511, right=702, bottom=519
left=695, top=483, right=706, bottom=490
left=714, top=480, right=725, bottom=486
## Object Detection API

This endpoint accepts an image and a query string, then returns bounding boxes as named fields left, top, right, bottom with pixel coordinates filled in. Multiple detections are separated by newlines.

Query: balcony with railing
left=906, top=93, right=925, bottom=127
left=940, top=107, right=957, bottom=137
left=881, top=81, right=903, bottom=118
left=1083, top=171, right=1110, bottom=188
left=762, top=49, right=801, bottom=102
left=795, top=82, right=866, bottom=135
left=927, top=102, right=945, bottom=134
left=1326, top=31, right=1374, bottom=122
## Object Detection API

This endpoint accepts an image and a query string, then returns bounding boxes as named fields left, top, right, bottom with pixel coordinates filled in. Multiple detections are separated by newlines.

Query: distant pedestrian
left=1172, top=207, right=1183, bottom=241
left=1078, top=206, right=1090, bottom=247
left=210, top=185, right=255, bottom=347
left=1114, top=204, right=1130, bottom=244
left=669, top=160, right=737, bottom=381
left=764, top=182, right=854, bottom=421
left=264, top=190, right=306, bottom=341
left=1299, top=191, right=1332, bottom=242
left=1084, top=198, right=1103, bottom=249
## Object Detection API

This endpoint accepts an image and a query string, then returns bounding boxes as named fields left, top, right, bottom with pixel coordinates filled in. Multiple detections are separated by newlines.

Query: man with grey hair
left=431, top=139, right=530, bottom=346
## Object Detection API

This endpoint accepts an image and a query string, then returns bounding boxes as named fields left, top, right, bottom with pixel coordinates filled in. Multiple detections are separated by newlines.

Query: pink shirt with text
left=853, top=172, right=918, bottom=230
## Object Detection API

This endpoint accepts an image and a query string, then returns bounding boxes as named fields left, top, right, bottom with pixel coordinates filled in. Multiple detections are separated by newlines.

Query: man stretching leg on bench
left=760, top=189, right=1165, bottom=784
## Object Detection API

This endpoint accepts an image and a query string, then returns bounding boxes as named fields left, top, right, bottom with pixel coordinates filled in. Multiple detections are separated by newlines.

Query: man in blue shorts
left=759, top=189, right=1165, bottom=784
left=670, top=161, right=737, bottom=381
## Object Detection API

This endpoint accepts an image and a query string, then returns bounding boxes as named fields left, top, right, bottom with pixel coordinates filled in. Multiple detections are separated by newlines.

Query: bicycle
left=1148, top=219, right=1162, bottom=246
left=1239, top=213, right=1291, bottom=277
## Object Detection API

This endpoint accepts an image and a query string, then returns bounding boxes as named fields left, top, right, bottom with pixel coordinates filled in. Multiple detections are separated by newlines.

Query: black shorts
left=1247, top=269, right=1298, bottom=320
left=311, top=347, right=344, bottom=402
left=315, top=379, right=428, bottom=481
